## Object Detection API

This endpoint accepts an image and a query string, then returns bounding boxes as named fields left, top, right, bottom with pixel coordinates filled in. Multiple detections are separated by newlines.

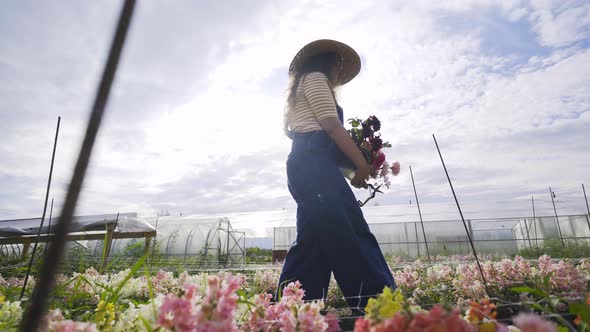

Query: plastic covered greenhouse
left=102, top=215, right=246, bottom=266
left=0, top=213, right=155, bottom=259
left=0, top=213, right=246, bottom=267
left=273, top=204, right=590, bottom=260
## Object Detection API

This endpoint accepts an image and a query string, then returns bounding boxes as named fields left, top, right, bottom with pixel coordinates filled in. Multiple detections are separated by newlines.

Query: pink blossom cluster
left=392, top=256, right=588, bottom=303
left=452, top=263, right=487, bottom=299
left=577, top=258, right=590, bottom=279
left=354, top=291, right=562, bottom=332
left=355, top=305, right=475, bottom=332
left=536, top=255, right=587, bottom=300
left=512, top=313, right=558, bottom=332
left=148, top=270, right=178, bottom=296
left=41, top=309, right=98, bottom=332
left=354, top=305, right=557, bottom=332
left=158, top=274, right=242, bottom=332
left=241, top=281, right=340, bottom=332
left=0, top=274, right=35, bottom=289
left=392, top=265, right=420, bottom=290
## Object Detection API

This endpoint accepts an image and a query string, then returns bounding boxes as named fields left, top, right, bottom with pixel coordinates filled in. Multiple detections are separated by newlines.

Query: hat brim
left=289, top=39, right=361, bottom=85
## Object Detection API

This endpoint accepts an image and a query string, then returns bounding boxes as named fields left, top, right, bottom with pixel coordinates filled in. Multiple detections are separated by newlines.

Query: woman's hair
left=284, top=52, right=341, bottom=136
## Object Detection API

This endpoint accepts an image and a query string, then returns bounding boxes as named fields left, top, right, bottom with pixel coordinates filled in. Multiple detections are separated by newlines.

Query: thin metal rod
left=523, top=216, right=532, bottom=247
left=583, top=184, right=590, bottom=233
left=43, top=198, right=54, bottom=255
left=549, top=187, right=565, bottom=248
left=20, top=116, right=61, bottom=300
left=100, top=212, right=120, bottom=272
left=413, top=222, right=420, bottom=258
left=432, top=134, right=488, bottom=291
left=150, top=215, right=159, bottom=270
left=409, top=166, right=430, bottom=263
left=532, top=196, right=540, bottom=256
left=21, top=2, right=136, bottom=330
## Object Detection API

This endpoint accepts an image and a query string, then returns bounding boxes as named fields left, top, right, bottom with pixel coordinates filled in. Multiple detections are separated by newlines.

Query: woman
left=278, top=39, right=396, bottom=309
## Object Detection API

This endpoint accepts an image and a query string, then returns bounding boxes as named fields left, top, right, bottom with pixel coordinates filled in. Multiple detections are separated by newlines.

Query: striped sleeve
left=301, top=72, right=338, bottom=121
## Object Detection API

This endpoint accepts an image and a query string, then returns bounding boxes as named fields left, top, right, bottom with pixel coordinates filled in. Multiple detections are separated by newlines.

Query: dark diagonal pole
left=20, top=116, right=60, bottom=300
left=583, top=184, right=590, bottom=233
left=150, top=214, right=160, bottom=270
left=43, top=198, right=55, bottom=255
left=432, top=134, right=488, bottom=291
left=409, top=166, right=431, bottom=263
left=549, top=187, right=565, bottom=248
left=21, top=2, right=136, bottom=330
left=532, top=196, right=540, bottom=256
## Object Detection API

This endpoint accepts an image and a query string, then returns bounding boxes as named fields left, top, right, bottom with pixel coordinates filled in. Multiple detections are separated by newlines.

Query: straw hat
left=289, top=39, right=361, bottom=85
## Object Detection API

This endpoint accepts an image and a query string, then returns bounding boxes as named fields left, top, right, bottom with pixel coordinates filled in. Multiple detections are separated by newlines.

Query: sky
left=1, top=0, right=589, bottom=222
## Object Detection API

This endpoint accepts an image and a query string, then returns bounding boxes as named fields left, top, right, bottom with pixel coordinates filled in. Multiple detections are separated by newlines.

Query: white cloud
left=528, top=0, right=590, bottom=47
left=0, top=0, right=588, bottom=220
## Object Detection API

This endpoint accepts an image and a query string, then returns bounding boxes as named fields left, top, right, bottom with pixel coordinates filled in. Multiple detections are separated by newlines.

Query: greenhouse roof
left=0, top=213, right=156, bottom=244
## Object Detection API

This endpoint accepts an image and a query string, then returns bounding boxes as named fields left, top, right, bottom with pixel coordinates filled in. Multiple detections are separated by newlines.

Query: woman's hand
left=351, top=163, right=371, bottom=189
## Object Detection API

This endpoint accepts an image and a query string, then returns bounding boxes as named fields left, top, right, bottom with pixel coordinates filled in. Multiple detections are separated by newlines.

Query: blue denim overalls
left=277, top=104, right=396, bottom=309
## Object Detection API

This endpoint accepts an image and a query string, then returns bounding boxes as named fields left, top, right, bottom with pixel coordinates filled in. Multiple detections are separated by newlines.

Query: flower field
left=0, top=255, right=588, bottom=331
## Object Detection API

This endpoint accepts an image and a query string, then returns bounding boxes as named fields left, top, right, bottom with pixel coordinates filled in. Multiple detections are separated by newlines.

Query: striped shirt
left=287, top=72, right=338, bottom=132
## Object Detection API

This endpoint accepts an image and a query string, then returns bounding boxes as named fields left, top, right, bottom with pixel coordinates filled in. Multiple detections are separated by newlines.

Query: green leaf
left=277, top=278, right=294, bottom=301
left=143, top=264, right=157, bottom=319
left=348, top=118, right=361, bottom=128
left=510, top=286, right=547, bottom=298
left=140, top=316, right=155, bottom=332
left=99, top=224, right=109, bottom=274
left=570, top=303, right=590, bottom=324
left=110, top=254, right=147, bottom=303
left=528, top=302, right=548, bottom=313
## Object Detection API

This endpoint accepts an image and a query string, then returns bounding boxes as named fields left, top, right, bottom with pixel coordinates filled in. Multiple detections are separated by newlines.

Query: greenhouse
left=0, top=213, right=246, bottom=267
left=273, top=213, right=590, bottom=259
left=0, top=213, right=155, bottom=259
left=101, top=215, right=246, bottom=266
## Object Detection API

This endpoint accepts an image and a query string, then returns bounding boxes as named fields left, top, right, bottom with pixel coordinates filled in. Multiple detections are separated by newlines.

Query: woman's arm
left=320, top=118, right=371, bottom=188
left=300, top=72, right=371, bottom=188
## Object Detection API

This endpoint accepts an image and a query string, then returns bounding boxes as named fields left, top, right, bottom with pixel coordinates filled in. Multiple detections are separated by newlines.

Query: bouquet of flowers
left=341, top=115, right=400, bottom=205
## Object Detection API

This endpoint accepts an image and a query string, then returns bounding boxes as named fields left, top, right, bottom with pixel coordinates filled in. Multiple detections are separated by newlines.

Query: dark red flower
left=362, top=122, right=373, bottom=138
left=369, top=136, right=383, bottom=152
left=372, top=151, right=386, bottom=170
left=367, top=116, right=381, bottom=131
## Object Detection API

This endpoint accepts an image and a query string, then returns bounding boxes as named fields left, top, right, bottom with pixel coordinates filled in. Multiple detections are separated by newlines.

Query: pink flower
left=372, top=151, right=386, bottom=171
left=50, top=320, right=98, bottom=332
left=391, top=161, right=401, bottom=176
left=158, top=275, right=242, bottom=332
left=407, top=306, right=475, bottom=332
left=373, top=314, right=408, bottom=331
left=325, top=312, right=341, bottom=332
left=282, top=280, right=305, bottom=303
left=513, top=313, right=557, bottom=332
left=298, top=302, right=329, bottom=332
left=379, top=161, right=390, bottom=178
left=158, top=292, right=198, bottom=331
left=245, top=281, right=339, bottom=332
left=354, top=318, right=370, bottom=332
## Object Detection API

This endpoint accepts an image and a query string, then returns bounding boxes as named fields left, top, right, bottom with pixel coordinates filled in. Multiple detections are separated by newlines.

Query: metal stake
left=409, top=166, right=430, bottom=263
left=583, top=184, right=590, bottom=233
left=549, top=187, right=565, bottom=248
left=20, top=116, right=60, bottom=300
left=432, top=134, right=488, bottom=292
left=531, top=195, right=540, bottom=256
left=43, top=198, right=54, bottom=255
left=21, top=2, right=136, bottom=330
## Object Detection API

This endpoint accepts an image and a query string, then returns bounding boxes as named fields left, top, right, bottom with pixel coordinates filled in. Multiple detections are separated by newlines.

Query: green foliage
left=511, top=283, right=587, bottom=331
left=245, top=247, right=271, bottom=264
left=518, top=239, right=590, bottom=259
